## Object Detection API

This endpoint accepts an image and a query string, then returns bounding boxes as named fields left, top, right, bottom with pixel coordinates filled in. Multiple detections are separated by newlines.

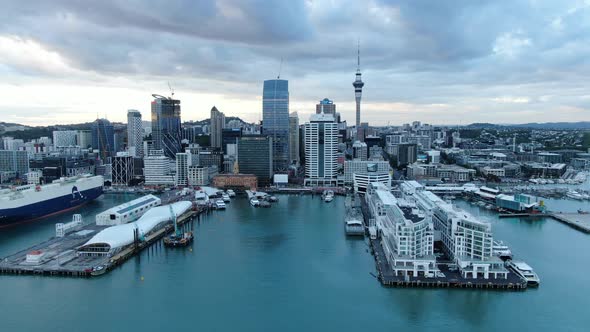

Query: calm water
left=1, top=193, right=589, bottom=331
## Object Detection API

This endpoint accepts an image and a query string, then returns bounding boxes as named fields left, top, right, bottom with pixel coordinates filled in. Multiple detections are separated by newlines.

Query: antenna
left=277, top=57, right=283, bottom=79
left=168, top=81, right=175, bottom=98
left=357, top=38, right=360, bottom=71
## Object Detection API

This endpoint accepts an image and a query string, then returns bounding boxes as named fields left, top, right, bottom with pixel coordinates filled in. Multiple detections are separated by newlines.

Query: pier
left=359, top=193, right=528, bottom=291
left=549, top=213, right=590, bottom=233
left=0, top=207, right=199, bottom=278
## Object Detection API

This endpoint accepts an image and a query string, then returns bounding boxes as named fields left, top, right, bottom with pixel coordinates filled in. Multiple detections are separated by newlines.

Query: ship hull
left=0, top=187, right=103, bottom=227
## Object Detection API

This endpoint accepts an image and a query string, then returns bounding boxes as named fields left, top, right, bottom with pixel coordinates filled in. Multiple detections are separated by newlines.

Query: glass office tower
left=262, top=79, right=289, bottom=171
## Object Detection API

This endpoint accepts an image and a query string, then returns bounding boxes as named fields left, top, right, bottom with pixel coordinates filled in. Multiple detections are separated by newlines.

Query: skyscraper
left=262, top=79, right=289, bottom=171
left=210, top=106, right=225, bottom=149
left=289, top=112, right=300, bottom=166
left=315, top=98, right=336, bottom=115
left=353, top=42, right=365, bottom=142
left=238, top=135, right=273, bottom=186
left=304, top=113, right=338, bottom=186
left=151, top=95, right=181, bottom=159
left=127, top=109, right=143, bottom=158
left=91, top=118, right=114, bottom=160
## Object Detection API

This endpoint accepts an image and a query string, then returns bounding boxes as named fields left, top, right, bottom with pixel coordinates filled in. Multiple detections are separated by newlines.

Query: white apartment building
left=367, top=182, right=436, bottom=277
left=144, top=150, right=174, bottom=185
left=175, top=152, right=190, bottom=186
left=344, top=159, right=391, bottom=192
left=401, top=181, right=508, bottom=280
left=304, top=113, right=338, bottom=186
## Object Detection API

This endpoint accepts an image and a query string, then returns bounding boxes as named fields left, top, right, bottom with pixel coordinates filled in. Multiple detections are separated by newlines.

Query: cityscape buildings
left=127, top=110, right=143, bottom=158
left=262, top=79, right=290, bottom=171
left=304, top=113, right=338, bottom=186
left=210, top=106, right=225, bottom=149
left=151, top=95, right=182, bottom=159
left=91, top=119, right=114, bottom=160
left=288, top=112, right=300, bottom=166
left=52, top=130, right=77, bottom=147
left=238, top=135, right=273, bottom=186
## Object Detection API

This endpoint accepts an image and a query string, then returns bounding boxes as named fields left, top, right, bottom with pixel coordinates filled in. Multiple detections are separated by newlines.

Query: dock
left=0, top=208, right=199, bottom=278
left=549, top=213, right=590, bottom=233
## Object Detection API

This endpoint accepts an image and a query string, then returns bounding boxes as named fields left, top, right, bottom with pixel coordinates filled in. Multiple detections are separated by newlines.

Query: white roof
left=513, top=261, right=533, bottom=271
left=376, top=189, right=397, bottom=206
left=81, top=201, right=192, bottom=251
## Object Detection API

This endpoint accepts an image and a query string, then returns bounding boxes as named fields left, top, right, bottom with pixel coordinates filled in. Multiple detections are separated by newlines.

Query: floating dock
left=0, top=207, right=198, bottom=278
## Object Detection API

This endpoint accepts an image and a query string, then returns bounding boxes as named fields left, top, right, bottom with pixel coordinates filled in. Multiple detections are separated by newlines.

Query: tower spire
left=357, top=38, right=360, bottom=72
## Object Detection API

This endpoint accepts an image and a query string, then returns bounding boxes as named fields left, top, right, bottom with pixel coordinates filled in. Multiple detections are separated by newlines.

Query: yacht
left=323, top=190, right=335, bottom=203
left=215, top=200, right=226, bottom=210
left=250, top=198, right=260, bottom=207
left=492, top=240, right=513, bottom=260
left=344, top=220, right=364, bottom=236
left=222, top=193, right=231, bottom=202
left=506, top=260, right=540, bottom=286
left=566, top=191, right=584, bottom=200
left=226, top=189, right=236, bottom=197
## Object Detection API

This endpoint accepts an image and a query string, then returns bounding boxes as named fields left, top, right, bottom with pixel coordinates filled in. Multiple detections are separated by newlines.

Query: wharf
left=359, top=194, right=527, bottom=291
left=0, top=209, right=199, bottom=278
left=549, top=213, right=590, bottom=233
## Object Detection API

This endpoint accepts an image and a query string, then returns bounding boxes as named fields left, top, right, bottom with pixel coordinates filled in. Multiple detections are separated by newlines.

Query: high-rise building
left=238, top=135, right=273, bottom=186
left=127, top=110, right=143, bottom=158
left=210, top=106, right=225, bottom=149
left=353, top=43, right=365, bottom=142
left=91, top=119, right=115, bottom=160
left=315, top=98, right=336, bottom=115
left=76, top=130, right=92, bottom=149
left=52, top=130, right=77, bottom=147
left=397, top=143, right=418, bottom=167
left=113, top=127, right=127, bottom=153
left=353, top=141, right=368, bottom=161
left=288, top=112, right=300, bottom=166
left=222, top=128, right=242, bottom=154
left=304, top=113, right=338, bottom=186
left=151, top=95, right=181, bottom=159
left=175, top=152, right=190, bottom=186
left=262, top=79, right=289, bottom=171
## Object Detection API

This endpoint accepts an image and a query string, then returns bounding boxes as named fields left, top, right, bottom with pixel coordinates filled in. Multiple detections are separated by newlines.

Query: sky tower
left=353, top=41, right=365, bottom=141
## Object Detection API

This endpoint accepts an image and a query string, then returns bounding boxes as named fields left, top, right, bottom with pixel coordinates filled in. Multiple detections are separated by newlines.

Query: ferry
left=566, top=191, right=585, bottom=200
left=506, top=260, right=540, bottom=286
left=344, top=220, right=364, bottom=236
left=0, top=174, right=104, bottom=227
left=492, top=241, right=513, bottom=260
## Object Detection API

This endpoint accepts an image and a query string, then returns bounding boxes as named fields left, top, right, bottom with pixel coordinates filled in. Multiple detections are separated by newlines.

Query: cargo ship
left=0, top=174, right=104, bottom=227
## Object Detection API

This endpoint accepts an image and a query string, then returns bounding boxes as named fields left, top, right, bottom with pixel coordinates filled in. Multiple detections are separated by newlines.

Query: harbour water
left=1, top=193, right=589, bottom=331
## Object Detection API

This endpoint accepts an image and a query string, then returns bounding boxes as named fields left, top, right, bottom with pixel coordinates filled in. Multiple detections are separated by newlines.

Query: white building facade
left=304, top=113, right=338, bottom=186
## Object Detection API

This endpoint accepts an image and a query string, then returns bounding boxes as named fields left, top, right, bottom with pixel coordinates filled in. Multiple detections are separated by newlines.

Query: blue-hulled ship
left=0, top=174, right=104, bottom=227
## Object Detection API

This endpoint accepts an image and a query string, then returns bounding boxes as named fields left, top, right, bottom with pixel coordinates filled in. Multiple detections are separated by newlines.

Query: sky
left=0, top=0, right=589, bottom=127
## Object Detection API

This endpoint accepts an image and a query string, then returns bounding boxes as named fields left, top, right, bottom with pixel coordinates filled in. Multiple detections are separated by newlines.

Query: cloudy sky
left=0, top=0, right=589, bottom=126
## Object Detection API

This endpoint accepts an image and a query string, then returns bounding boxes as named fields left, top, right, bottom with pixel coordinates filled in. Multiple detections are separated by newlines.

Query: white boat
left=226, top=189, right=236, bottom=197
left=506, top=260, right=540, bottom=286
left=566, top=191, right=584, bottom=200
left=323, top=190, right=335, bottom=202
left=215, top=200, right=226, bottom=209
left=492, top=240, right=512, bottom=260
left=344, top=220, right=364, bottom=236
left=222, top=194, right=231, bottom=202
left=250, top=198, right=260, bottom=207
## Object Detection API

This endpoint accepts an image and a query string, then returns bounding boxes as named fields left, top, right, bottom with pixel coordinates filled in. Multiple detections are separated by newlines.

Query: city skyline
left=0, top=1, right=589, bottom=126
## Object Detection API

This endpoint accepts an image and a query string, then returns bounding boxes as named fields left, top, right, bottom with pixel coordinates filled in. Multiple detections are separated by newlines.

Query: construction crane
left=163, top=203, right=193, bottom=247
left=168, top=81, right=175, bottom=98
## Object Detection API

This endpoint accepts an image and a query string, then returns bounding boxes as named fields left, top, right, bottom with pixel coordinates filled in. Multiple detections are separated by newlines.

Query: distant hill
left=509, top=122, right=590, bottom=130
left=465, top=123, right=501, bottom=129
left=183, top=116, right=251, bottom=126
